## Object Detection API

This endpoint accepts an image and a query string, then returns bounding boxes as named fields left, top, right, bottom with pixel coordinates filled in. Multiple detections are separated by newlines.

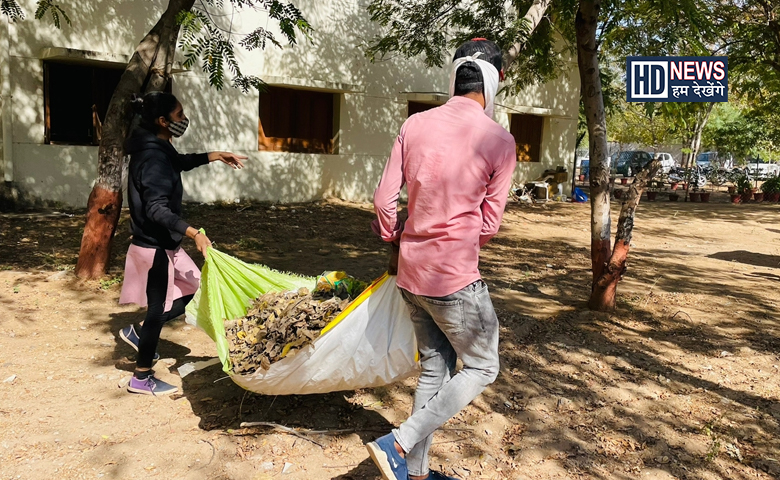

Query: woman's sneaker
left=127, top=375, right=178, bottom=396
left=119, top=325, right=160, bottom=363
left=366, top=433, right=408, bottom=480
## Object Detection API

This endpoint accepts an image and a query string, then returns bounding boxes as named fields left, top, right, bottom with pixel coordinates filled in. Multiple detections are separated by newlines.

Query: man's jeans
left=393, top=280, right=500, bottom=477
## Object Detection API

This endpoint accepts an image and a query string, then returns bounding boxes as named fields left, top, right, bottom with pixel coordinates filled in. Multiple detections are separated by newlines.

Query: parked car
left=696, top=151, right=734, bottom=170
left=745, top=157, right=780, bottom=178
left=653, top=152, right=676, bottom=174
left=611, top=150, right=654, bottom=177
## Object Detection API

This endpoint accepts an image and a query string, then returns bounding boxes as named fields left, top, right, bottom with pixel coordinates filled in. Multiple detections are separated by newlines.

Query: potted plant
left=669, top=192, right=680, bottom=201
left=646, top=181, right=663, bottom=202
left=737, top=174, right=753, bottom=203
left=646, top=191, right=658, bottom=201
left=760, top=176, right=780, bottom=202
left=703, top=168, right=725, bottom=203
left=680, top=166, right=699, bottom=202
left=646, top=183, right=658, bottom=202
left=727, top=170, right=740, bottom=200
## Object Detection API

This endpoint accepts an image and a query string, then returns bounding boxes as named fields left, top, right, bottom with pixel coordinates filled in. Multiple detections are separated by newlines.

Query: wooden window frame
left=407, top=101, right=442, bottom=117
left=44, top=61, right=128, bottom=146
left=258, top=86, right=340, bottom=154
left=510, top=113, right=545, bottom=163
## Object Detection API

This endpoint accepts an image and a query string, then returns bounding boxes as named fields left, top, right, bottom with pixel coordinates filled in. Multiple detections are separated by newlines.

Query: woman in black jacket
left=118, top=92, right=246, bottom=396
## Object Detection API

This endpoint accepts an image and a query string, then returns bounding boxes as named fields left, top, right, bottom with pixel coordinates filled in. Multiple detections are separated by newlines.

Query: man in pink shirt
left=366, top=39, right=517, bottom=480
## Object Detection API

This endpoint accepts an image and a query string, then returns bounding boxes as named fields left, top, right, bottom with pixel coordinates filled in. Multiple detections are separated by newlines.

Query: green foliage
left=0, top=0, right=24, bottom=21
left=99, top=276, right=122, bottom=290
left=702, top=102, right=780, bottom=164
left=608, top=100, right=677, bottom=147
left=1, top=0, right=311, bottom=93
left=735, top=174, right=752, bottom=194
left=760, top=175, right=780, bottom=194
left=365, top=0, right=721, bottom=109
left=702, top=415, right=724, bottom=462
left=720, top=0, right=780, bottom=94
left=177, top=1, right=312, bottom=92
left=34, top=0, right=70, bottom=28
left=365, top=0, right=579, bottom=92
left=601, top=0, right=717, bottom=59
left=711, top=1, right=780, bottom=158
left=2, top=0, right=70, bottom=26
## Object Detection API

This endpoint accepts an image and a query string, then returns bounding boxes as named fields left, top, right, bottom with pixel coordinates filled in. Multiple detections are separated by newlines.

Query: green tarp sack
left=185, top=248, right=314, bottom=372
left=185, top=248, right=419, bottom=395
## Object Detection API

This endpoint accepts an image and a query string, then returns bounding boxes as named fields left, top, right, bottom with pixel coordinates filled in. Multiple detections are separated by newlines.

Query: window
left=259, top=86, right=338, bottom=154
left=407, top=101, right=440, bottom=117
left=509, top=113, right=544, bottom=163
left=44, top=62, right=125, bottom=145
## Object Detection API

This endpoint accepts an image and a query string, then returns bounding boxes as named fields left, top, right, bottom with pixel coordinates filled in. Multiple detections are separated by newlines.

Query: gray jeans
left=393, top=280, right=500, bottom=477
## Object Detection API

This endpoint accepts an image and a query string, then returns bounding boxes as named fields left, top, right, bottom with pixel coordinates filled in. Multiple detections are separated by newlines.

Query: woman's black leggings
left=137, top=248, right=194, bottom=369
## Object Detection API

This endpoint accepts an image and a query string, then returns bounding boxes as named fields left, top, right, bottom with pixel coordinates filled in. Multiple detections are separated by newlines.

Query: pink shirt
left=373, top=96, right=517, bottom=297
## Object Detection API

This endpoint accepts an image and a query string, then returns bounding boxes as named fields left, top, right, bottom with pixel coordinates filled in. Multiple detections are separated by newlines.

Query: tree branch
left=614, top=158, right=661, bottom=246
left=505, top=0, right=552, bottom=68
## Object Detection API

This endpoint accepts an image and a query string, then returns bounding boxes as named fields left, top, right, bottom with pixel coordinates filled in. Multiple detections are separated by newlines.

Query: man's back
left=373, top=95, right=516, bottom=297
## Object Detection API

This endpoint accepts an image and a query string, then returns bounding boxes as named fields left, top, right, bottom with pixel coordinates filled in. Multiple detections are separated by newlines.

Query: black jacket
left=126, top=128, right=209, bottom=250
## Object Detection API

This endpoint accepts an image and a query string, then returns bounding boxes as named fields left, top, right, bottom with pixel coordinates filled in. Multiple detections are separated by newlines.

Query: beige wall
left=1, top=0, right=580, bottom=207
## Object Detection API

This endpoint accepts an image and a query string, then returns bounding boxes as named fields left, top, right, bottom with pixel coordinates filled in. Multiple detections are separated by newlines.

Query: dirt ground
left=1, top=192, right=780, bottom=480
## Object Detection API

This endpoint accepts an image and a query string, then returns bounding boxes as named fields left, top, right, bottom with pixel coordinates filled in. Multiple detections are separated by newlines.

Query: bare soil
left=1, top=193, right=779, bottom=480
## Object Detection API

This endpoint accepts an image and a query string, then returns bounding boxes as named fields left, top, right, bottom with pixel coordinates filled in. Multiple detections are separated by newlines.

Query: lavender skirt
left=119, top=244, right=201, bottom=312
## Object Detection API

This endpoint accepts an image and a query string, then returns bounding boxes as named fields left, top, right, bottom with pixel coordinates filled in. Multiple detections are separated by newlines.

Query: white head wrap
left=448, top=51, right=500, bottom=118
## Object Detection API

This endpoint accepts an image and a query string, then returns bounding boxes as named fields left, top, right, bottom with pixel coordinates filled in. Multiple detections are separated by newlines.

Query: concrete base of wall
left=0, top=181, right=67, bottom=211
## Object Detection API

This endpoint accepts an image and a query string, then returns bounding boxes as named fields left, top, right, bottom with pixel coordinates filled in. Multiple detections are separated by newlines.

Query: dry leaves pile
left=226, top=288, right=351, bottom=374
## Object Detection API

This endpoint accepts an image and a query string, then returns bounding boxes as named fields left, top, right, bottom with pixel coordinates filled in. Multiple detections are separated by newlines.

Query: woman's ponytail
left=131, top=91, right=179, bottom=134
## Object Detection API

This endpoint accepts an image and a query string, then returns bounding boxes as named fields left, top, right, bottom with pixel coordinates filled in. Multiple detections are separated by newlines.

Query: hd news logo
left=626, top=56, right=728, bottom=102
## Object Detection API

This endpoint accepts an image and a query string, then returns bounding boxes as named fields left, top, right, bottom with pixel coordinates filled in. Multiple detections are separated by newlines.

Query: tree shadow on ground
left=708, top=251, right=780, bottom=269
left=179, top=364, right=396, bottom=444
left=6, top=200, right=780, bottom=479
left=474, top=201, right=780, bottom=478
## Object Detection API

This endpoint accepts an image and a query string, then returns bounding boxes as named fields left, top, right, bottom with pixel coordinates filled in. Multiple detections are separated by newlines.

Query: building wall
left=1, top=0, right=580, bottom=207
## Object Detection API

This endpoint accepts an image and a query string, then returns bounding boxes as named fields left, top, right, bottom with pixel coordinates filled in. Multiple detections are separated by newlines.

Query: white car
left=653, top=152, right=676, bottom=174
left=746, top=159, right=780, bottom=178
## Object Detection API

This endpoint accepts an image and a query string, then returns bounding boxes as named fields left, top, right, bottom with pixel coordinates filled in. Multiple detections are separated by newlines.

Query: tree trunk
left=75, top=0, right=196, bottom=279
left=680, top=132, right=693, bottom=168
left=571, top=123, right=587, bottom=196
left=505, top=0, right=553, bottom=68
left=589, top=159, right=660, bottom=310
left=688, top=102, right=715, bottom=168
left=575, top=0, right=612, bottom=308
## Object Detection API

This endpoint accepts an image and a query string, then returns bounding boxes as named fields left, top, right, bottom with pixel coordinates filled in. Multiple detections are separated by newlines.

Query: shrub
left=760, top=176, right=780, bottom=194
left=736, top=174, right=753, bottom=194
